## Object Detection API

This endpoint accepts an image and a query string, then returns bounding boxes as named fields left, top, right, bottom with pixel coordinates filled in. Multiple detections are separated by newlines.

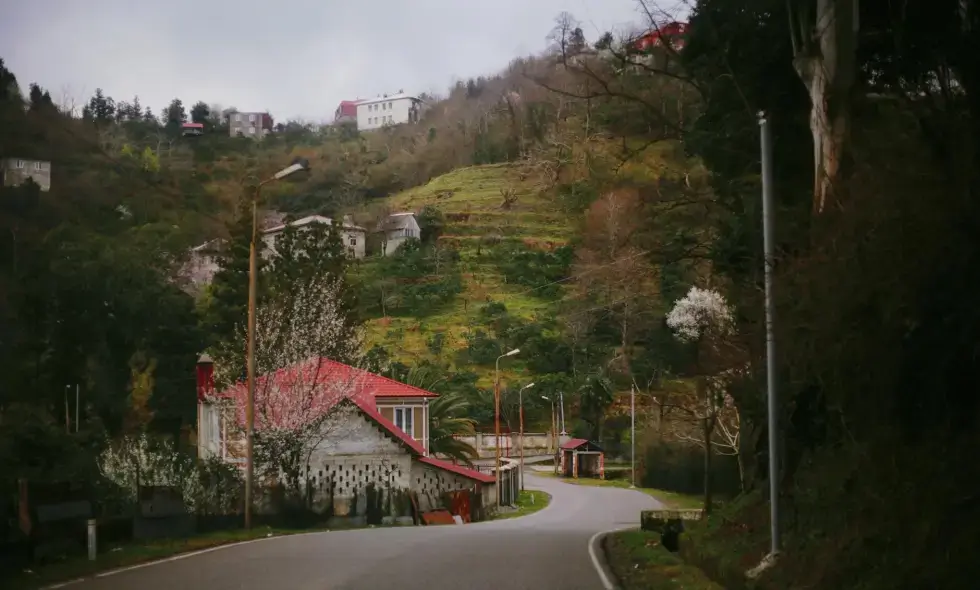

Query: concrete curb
left=589, top=526, right=634, bottom=590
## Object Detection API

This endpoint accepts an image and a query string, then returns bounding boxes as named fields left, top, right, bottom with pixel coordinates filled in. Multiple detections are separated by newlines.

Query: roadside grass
left=490, top=489, right=552, bottom=521
left=5, top=522, right=373, bottom=590
left=604, top=529, right=724, bottom=590
left=533, top=470, right=705, bottom=510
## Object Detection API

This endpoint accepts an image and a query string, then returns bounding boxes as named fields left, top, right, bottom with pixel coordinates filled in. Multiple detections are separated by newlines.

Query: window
left=15, top=160, right=24, bottom=168
left=235, top=114, right=242, bottom=122
left=34, top=162, right=42, bottom=171
left=349, top=237, right=357, bottom=246
left=248, top=127, right=255, bottom=134
left=249, top=114, right=256, bottom=122
left=393, top=407, right=414, bottom=438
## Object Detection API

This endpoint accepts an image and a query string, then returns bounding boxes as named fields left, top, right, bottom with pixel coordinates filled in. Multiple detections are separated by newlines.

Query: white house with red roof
left=195, top=357, right=497, bottom=514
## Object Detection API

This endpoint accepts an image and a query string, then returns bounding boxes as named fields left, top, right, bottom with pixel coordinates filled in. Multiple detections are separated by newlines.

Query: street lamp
left=518, top=382, right=535, bottom=491
left=630, top=384, right=636, bottom=489
left=558, top=391, right=567, bottom=436
left=244, top=157, right=311, bottom=530
left=542, top=395, right=558, bottom=475
left=494, top=348, right=520, bottom=506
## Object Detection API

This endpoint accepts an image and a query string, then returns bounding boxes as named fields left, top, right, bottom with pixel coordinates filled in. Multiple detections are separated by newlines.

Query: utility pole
left=558, top=391, right=567, bottom=436
left=75, top=384, right=80, bottom=433
left=759, top=112, right=781, bottom=557
left=244, top=158, right=310, bottom=531
left=518, top=383, right=535, bottom=491
left=494, top=349, right=520, bottom=506
left=630, top=383, right=636, bottom=488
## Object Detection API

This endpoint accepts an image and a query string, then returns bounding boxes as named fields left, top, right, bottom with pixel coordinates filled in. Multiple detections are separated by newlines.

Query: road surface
left=65, top=473, right=662, bottom=590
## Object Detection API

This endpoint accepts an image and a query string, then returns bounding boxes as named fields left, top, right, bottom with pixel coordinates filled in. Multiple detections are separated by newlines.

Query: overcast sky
left=0, top=0, right=681, bottom=122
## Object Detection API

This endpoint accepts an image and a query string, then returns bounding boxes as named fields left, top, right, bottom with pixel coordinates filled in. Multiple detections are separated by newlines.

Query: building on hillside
left=229, top=111, right=274, bottom=139
left=2, top=158, right=51, bottom=191
left=334, top=100, right=359, bottom=124
left=181, top=122, right=204, bottom=137
left=195, top=357, right=497, bottom=514
left=262, top=215, right=367, bottom=260
left=356, top=91, right=422, bottom=131
left=634, top=22, right=689, bottom=52
left=181, top=215, right=367, bottom=290
left=377, top=212, right=420, bottom=256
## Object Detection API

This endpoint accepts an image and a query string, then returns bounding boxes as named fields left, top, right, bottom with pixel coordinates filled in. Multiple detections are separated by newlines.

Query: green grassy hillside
left=356, top=163, right=575, bottom=386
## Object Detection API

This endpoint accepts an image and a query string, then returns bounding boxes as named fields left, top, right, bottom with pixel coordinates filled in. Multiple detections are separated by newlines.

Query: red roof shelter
left=559, top=438, right=605, bottom=479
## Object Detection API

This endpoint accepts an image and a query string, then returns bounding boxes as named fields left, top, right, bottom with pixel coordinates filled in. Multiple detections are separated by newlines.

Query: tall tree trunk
left=789, top=0, right=859, bottom=214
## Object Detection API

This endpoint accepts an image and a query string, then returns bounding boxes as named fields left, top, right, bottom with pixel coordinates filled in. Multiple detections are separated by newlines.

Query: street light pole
left=630, top=383, right=636, bottom=489
left=518, top=382, right=535, bottom=491
left=244, top=158, right=310, bottom=531
left=558, top=391, right=567, bottom=436
left=759, top=112, right=780, bottom=557
left=494, top=349, right=520, bottom=506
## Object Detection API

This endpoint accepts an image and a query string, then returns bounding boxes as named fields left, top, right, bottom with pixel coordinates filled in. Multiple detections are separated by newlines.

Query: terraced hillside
left=357, top=163, right=577, bottom=386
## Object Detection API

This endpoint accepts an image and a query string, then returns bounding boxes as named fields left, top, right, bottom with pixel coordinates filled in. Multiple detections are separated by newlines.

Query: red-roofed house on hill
left=196, top=357, right=498, bottom=517
left=334, top=100, right=359, bottom=124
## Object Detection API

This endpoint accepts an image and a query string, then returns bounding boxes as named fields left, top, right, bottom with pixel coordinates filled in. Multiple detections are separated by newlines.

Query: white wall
left=356, top=96, right=419, bottom=131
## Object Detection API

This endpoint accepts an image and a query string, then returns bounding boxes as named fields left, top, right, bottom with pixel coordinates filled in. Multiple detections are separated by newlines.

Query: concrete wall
left=307, top=412, right=414, bottom=517
left=410, top=462, right=494, bottom=513
left=2, top=158, right=52, bottom=191
left=455, top=432, right=559, bottom=459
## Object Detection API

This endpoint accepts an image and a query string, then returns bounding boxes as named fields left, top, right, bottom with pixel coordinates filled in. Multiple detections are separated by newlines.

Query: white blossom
left=665, top=286, right=735, bottom=342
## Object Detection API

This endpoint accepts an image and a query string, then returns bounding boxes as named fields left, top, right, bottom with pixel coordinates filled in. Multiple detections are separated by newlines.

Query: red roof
left=212, top=357, right=437, bottom=402
left=336, top=100, right=359, bottom=118
left=418, top=456, right=495, bottom=484
left=560, top=438, right=590, bottom=450
left=182, top=122, right=204, bottom=129
left=635, top=22, right=689, bottom=51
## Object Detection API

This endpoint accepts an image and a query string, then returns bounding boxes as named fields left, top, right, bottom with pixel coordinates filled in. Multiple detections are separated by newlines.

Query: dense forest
left=2, top=0, right=979, bottom=587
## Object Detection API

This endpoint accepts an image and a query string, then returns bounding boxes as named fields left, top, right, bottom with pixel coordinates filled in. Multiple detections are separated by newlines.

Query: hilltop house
left=228, top=111, right=274, bottom=139
left=2, top=158, right=51, bottom=191
left=195, top=357, right=497, bottom=514
left=356, top=92, right=422, bottom=131
left=333, top=100, right=358, bottom=124
left=182, top=215, right=367, bottom=289
left=377, top=212, right=421, bottom=256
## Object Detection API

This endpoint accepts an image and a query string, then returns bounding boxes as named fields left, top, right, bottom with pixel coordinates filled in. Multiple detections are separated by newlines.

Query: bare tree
left=787, top=0, right=859, bottom=214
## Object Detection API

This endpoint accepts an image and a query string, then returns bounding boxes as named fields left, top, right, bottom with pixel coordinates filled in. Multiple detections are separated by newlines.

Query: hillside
left=357, top=163, right=575, bottom=387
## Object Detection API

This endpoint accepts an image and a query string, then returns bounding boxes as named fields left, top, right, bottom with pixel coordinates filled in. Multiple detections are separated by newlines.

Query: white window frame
left=34, top=162, right=42, bottom=171
left=249, top=114, right=256, bottom=122
left=15, top=160, right=24, bottom=169
left=393, top=407, right=415, bottom=438
left=235, top=114, right=242, bottom=122
left=349, top=236, right=357, bottom=245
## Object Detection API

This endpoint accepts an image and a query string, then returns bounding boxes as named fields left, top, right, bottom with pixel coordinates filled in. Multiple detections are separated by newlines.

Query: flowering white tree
left=665, top=286, right=741, bottom=512
left=210, top=273, right=364, bottom=494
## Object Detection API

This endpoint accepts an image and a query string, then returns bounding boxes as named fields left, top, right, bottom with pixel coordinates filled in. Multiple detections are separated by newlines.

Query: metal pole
left=87, top=518, right=97, bottom=560
left=75, top=384, right=79, bottom=433
left=245, top=186, right=259, bottom=531
left=558, top=391, right=566, bottom=435
left=519, top=388, right=524, bottom=492
left=64, top=385, right=70, bottom=434
left=630, top=383, right=636, bottom=488
left=759, top=111, right=780, bottom=556
left=494, top=359, right=502, bottom=507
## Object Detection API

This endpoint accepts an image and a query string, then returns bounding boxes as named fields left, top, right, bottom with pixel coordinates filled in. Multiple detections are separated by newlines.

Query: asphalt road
left=67, top=473, right=662, bottom=590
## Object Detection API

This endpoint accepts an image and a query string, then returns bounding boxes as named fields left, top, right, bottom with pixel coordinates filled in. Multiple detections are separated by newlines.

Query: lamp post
left=494, top=348, right=520, bottom=506
left=245, top=157, right=310, bottom=530
left=518, top=382, right=535, bottom=491
left=558, top=391, right=567, bottom=436
left=630, top=383, right=636, bottom=488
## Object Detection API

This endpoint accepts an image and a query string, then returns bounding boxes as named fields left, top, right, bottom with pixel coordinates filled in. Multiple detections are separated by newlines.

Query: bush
left=640, top=440, right=740, bottom=498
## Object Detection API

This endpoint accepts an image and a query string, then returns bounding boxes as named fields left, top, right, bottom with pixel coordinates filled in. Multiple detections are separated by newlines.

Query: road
left=66, top=473, right=662, bottom=590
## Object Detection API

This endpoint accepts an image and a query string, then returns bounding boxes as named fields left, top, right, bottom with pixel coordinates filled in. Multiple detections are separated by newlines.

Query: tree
left=83, top=88, right=116, bottom=124
left=666, top=286, right=737, bottom=513
left=162, top=98, right=187, bottom=132
left=190, top=101, right=210, bottom=125
left=787, top=0, right=859, bottom=214
left=212, top=274, right=363, bottom=492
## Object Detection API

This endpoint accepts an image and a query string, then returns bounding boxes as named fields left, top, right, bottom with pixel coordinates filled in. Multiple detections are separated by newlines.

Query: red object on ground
left=422, top=509, right=456, bottom=525
left=446, top=490, right=472, bottom=523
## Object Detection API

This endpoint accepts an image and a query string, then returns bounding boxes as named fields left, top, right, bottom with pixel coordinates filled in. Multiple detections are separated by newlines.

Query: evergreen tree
left=163, top=98, right=187, bottom=132
left=190, top=101, right=210, bottom=125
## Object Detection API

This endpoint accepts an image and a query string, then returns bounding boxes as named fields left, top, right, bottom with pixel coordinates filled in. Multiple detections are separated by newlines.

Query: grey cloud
left=0, top=0, right=649, bottom=121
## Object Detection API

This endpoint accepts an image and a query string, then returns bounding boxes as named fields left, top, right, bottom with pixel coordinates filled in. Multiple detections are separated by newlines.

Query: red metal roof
left=418, top=456, right=496, bottom=484
left=212, top=357, right=437, bottom=402
left=182, top=122, right=204, bottom=128
left=560, top=438, right=590, bottom=450
left=336, top=100, right=359, bottom=118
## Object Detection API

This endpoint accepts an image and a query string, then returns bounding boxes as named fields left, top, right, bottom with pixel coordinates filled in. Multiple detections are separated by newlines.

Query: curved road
left=66, top=473, right=662, bottom=590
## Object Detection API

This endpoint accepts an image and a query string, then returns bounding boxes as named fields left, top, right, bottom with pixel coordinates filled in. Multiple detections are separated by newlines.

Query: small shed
left=559, top=438, right=605, bottom=479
